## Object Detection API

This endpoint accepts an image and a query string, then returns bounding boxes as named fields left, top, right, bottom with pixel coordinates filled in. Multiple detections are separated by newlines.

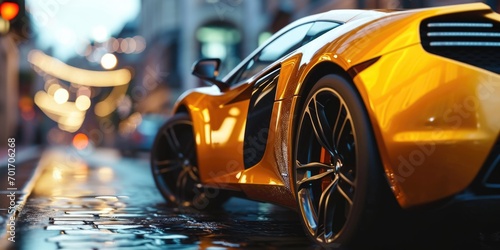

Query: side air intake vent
left=483, top=142, right=500, bottom=188
left=420, top=11, right=500, bottom=74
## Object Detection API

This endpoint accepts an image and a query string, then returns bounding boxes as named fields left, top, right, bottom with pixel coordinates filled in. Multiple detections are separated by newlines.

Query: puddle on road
left=34, top=195, right=314, bottom=250
left=47, top=232, right=138, bottom=242
left=17, top=152, right=313, bottom=249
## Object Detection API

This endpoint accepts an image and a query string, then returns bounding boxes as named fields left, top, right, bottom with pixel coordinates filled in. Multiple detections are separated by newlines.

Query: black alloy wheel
left=294, top=74, right=387, bottom=248
left=151, top=113, right=227, bottom=209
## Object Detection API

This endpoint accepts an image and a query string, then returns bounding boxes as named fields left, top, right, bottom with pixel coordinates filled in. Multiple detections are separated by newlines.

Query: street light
left=0, top=1, right=19, bottom=34
left=0, top=1, right=19, bottom=21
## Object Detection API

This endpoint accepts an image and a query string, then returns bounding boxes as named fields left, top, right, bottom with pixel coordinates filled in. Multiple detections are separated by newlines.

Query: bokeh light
left=0, top=17, right=9, bottom=34
left=75, top=95, right=91, bottom=111
left=0, top=2, right=19, bottom=21
left=120, top=39, right=129, bottom=53
left=133, top=36, right=146, bottom=53
left=124, top=37, right=136, bottom=53
left=53, top=88, right=69, bottom=104
left=73, top=133, right=89, bottom=150
left=47, top=83, right=60, bottom=95
left=101, top=53, right=118, bottom=69
left=77, top=86, right=92, bottom=97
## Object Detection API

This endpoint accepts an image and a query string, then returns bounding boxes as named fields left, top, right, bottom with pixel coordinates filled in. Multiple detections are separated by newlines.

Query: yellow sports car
left=151, top=3, right=500, bottom=248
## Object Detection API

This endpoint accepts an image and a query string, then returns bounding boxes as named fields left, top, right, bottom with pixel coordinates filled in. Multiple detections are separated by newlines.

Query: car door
left=240, top=21, right=342, bottom=170
left=201, top=21, right=341, bottom=184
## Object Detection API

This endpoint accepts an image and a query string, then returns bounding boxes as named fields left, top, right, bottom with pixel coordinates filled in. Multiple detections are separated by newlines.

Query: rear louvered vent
left=420, top=12, right=500, bottom=74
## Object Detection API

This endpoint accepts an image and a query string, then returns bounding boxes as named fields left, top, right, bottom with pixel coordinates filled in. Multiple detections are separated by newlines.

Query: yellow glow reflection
left=212, top=117, right=237, bottom=145
left=204, top=124, right=211, bottom=144
left=97, top=167, right=114, bottom=183
left=34, top=91, right=86, bottom=132
left=28, top=50, right=131, bottom=87
left=240, top=174, right=247, bottom=183
left=228, top=107, right=240, bottom=116
left=73, top=161, right=89, bottom=181
left=95, top=85, right=128, bottom=117
left=202, top=109, right=210, bottom=122
left=238, top=121, right=246, bottom=142
left=195, top=133, right=201, bottom=145
left=52, top=167, right=62, bottom=181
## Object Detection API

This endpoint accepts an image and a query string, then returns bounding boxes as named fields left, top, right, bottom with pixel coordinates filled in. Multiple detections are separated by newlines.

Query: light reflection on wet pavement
left=15, top=148, right=316, bottom=250
left=13, top=148, right=500, bottom=250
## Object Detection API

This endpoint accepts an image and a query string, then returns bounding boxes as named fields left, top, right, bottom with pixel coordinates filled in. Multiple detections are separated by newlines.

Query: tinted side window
left=302, top=21, right=340, bottom=44
left=229, top=22, right=313, bottom=85
left=258, top=23, right=313, bottom=62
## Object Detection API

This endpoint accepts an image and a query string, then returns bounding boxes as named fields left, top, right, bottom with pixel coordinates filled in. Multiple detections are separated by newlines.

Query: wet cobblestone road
left=5, top=148, right=500, bottom=250
left=13, top=148, right=316, bottom=250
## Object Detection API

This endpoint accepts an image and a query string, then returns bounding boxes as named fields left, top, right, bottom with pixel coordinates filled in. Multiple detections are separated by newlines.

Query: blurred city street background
left=1, top=0, right=500, bottom=249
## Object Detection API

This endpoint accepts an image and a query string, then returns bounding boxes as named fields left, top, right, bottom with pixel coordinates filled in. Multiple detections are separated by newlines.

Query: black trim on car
left=420, top=10, right=500, bottom=74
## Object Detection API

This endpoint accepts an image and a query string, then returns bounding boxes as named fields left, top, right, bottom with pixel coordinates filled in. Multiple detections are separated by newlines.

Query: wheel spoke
left=182, top=137, right=195, bottom=158
left=335, top=115, right=350, bottom=147
left=153, top=162, right=182, bottom=175
left=295, top=83, right=362, bottom=244
left=298, top=188, right=319, bottom=234
left=155, top=159, right=178, bottom=166
left=152, top=115, right=207, bottom=207
left=331, top=102, right=344, bottom=144
left=187, top=167, right=199, bottom=181
left=330, top=187, right=349, bottom=236
left=306, top=97, right=335, bottom=155
left=337, top=182, right=354, bottom=206
left=296, top=160, right=335, bottom=171
left=316, top=175, right=338, bottom=238
left=339, top=172, right=355, bottom=188
left=297, top=170, right=335, bottom=190
left=164, top=128, right=181, bottom=155
left=176, top=168, right=190, bottom=202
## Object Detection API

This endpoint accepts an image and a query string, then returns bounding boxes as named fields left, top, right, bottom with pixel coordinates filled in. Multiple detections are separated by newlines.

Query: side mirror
left=192, top=58, right=228, bottom=91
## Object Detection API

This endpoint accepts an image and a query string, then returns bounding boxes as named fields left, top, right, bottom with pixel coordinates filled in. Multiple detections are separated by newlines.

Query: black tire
left=293, top=75, right=395, bottom=248
left=151, top=113, right=229, bottom=210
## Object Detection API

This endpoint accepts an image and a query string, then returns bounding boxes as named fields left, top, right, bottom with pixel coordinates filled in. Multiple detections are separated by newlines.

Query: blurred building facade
left=135, top=0, right=499, bottom=94
left=0, top=32, right=18, bottom=144
left=1, top=0, right=30, bottom=144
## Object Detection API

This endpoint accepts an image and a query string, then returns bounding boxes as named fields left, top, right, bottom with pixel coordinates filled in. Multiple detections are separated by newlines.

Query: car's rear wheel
left=151, top=113, right=228, bottom=209
left=294, top=74, right=391, bottom=248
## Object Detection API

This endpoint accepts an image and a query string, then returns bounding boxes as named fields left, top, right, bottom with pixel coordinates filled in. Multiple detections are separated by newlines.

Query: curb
left=0, top=147, right=46, bottom=249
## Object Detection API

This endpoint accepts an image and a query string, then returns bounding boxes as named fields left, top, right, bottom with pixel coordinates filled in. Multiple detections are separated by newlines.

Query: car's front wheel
left=293, top=74, right=391, bottom=248
left=151, top=113, right=228, bottom=209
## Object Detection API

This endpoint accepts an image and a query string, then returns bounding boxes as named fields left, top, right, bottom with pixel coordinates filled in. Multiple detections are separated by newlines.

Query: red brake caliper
left=320, top=147, right=332, bottom=191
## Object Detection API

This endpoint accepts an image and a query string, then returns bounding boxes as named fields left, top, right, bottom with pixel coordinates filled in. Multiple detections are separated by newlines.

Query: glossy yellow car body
left=171, top=3, right=500, bottom=209
left=152, top=2, right=500, bottom=247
